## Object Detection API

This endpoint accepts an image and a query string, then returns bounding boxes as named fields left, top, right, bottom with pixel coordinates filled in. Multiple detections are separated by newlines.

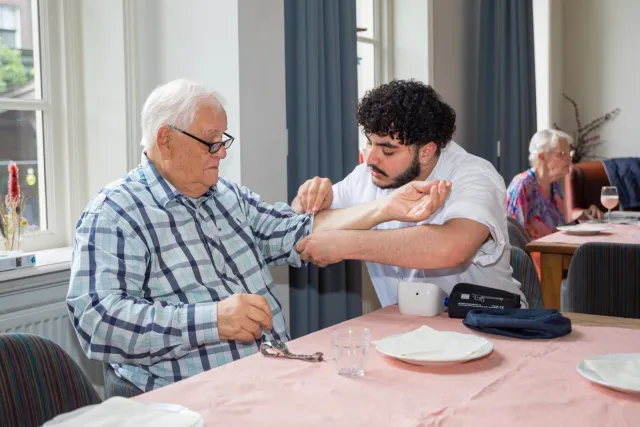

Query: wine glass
left=601, top=186, right=619, bottom=223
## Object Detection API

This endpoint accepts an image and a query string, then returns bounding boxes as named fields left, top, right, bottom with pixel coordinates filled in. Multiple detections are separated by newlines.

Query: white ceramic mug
left=397, top=282, right=447, bottom=317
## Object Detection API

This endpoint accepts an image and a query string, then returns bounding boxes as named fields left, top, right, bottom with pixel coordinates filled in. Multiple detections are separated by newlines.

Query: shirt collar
left=139, top=153, right=216, bottom=207
left=527, top=168, right=556, bottom=200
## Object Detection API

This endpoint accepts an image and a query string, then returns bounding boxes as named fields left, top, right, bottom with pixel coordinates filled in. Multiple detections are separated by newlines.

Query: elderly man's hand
left=292, top=177, right=333, bottom=214
left=217, top=294, right=273, bottom=342
left=296, top=230, right=345, bottom=268
left=382, top=180, right=452, bottom=223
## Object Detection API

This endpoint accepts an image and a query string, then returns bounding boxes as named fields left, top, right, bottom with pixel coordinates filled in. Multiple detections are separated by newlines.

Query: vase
left=0, top=248, right=22, bottom=258
left=2, top=211, right=26, bottom=253
left=2, top=232, right=23, bottom=253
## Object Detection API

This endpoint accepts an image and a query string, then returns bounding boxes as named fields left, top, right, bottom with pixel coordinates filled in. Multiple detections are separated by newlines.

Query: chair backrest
left=0, top=333, right=101, bottom=427
left=104, top=363, right=143, bottom=398
left=566, top=242, right=640, bottom=318
left=564, top=161, right=611, bottom=213
left=507, top=216, right=531, bottom=250
left=510, top=247, right=543, bottom=309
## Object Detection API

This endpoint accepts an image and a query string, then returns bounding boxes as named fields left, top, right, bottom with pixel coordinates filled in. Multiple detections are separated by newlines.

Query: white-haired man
left=67, top=78, right=451, bottom=391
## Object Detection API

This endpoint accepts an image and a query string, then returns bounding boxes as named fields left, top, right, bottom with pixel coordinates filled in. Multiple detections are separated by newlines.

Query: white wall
left=430, top=0, right=477, bottom=152
left=549, top=0, right=564, bottom=131
left=80, top=1, right=129, bottom=198
left=562, top=0, right=640, bottom=159
left=534, top=0, right=564, bottom=132
left=237, top=0, right=288, bottom=205
left=390, top=0, right=477, bottom=151
left=82, top=0, right=290, bottom=202
left=391, top=0, right=430, bottom=83
left=154, top=0, right=242, bottom=184
left=533, top=0, right=551, bottom=130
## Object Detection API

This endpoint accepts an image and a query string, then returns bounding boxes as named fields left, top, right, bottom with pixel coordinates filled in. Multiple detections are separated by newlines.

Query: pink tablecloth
left=534, top=223, right=640, bottom=246
left=136, top=306, right=640, bottom=426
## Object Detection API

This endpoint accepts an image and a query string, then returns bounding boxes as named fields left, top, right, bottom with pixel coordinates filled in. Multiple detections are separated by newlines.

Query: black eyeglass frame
left=168, top=124, right=234, bottom=154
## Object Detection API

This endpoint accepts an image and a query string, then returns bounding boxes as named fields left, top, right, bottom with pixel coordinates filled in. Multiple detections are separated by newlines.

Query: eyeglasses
left=168, top=125, right=234, bottom=154
left=550, top=149, right=575, bottom=159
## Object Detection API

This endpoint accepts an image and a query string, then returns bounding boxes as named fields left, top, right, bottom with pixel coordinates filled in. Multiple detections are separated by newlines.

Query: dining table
left=525, top=223, right=640, bottom=309
left=135, top=305, right=640, bottom=426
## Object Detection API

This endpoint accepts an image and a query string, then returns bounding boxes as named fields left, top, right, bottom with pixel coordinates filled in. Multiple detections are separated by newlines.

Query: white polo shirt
left=331, top=142, right=526, bottom=308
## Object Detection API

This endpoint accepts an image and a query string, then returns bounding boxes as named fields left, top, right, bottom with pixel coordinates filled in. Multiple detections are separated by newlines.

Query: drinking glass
left=330, top=327, right=371, bottom=377
left=601, top=186, right=619, bottom=223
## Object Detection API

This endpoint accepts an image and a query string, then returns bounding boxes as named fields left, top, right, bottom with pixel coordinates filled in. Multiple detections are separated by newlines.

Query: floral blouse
left=506, top=169, right=566, bottom=239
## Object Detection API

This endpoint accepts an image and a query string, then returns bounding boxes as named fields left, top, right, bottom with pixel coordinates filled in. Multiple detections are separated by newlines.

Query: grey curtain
left=284, top=0, right=362, bottom=338
left=474, top=0, right=537, bottom=185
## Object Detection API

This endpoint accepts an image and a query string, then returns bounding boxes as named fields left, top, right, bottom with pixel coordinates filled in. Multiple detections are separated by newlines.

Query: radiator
left=0, top=301, right=106, bottom=399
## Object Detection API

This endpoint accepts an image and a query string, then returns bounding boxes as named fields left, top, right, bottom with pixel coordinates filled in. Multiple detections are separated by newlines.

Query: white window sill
left=0, top=247, right=72, bottom=283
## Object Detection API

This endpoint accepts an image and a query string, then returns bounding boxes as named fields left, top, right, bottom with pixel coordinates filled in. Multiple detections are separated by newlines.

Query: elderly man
left=67, top=78, right=450, bottom=391
left=293, top=79, right=527, bottom=308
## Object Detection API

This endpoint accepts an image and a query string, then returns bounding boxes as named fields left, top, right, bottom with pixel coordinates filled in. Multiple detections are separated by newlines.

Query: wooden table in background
left=525, top=224, right=640, bottom=309
left=564, top=312, right=640, bottom=329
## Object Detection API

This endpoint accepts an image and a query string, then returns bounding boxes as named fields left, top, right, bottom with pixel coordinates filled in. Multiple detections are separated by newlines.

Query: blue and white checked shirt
left=68, top=155, right=312, bottom=391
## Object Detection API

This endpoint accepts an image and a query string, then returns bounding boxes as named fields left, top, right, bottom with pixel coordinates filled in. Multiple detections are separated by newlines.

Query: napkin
left=585, top=358, right=640, bottom=390
left=44, top=397, right=203, bottom=427
left=375, top=325, right=489, bottom=360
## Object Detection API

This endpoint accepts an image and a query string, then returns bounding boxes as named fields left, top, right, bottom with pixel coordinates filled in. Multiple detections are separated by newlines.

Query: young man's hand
left=292, top=177, right=333, bottom=214
left=381, top=180, right=452, bottom=223
left=296, top=230, right=346, bottom=268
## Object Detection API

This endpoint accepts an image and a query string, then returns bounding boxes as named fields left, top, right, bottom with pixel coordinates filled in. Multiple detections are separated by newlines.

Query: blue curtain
left=475, top=0, right=537, bottom=185
left=284, top=0, right=362, bottom=339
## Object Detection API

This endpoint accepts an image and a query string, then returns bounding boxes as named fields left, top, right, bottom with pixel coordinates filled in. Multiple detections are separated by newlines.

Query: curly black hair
left=356, top=79, right=456, bottom=154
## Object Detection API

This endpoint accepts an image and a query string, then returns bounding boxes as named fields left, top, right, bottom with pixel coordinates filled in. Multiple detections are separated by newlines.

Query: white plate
left=556, top=224, right=613, bottom=236
left=374, top=331, right=493, bottom=366
left=45, top=402, right=204, bottom=426
left=610, top=211, right=640, bottom=219
left=577, top=354, right=640, bottom=394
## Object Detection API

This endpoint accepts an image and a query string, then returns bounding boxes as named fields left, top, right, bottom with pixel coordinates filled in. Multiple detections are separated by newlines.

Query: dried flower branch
left=553, top=94, right=621, bottom=163
left=0, top=206, right=5, bottom=240
left=8, top=162, right=20, bottom=203
left=563, top=94, right=582, bottom=133
left=1, top=162, right=29, bottom=252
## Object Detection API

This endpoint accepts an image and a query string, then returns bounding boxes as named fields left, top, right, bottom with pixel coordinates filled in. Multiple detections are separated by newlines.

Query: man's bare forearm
left=311, top=199, right=388, bottom=232
left=334, top=220, right=488, bottom=269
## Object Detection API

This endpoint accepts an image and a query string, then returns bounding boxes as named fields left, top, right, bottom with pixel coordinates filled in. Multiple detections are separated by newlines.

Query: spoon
left=260, top=338, right=324, bottom=362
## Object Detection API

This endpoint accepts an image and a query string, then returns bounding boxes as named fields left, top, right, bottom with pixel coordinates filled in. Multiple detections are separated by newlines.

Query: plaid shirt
left=67, top=155, right=312, bottom=391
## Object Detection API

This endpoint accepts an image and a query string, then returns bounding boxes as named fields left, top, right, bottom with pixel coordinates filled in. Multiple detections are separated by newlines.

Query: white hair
left=528, top=129, right=573, bottom=166
left=140, top=79, right=225, bottom=150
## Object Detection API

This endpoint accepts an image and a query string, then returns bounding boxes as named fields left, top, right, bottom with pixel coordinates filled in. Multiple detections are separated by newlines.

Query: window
left=0, top=5, right=19, bottom=49
left=356, top=0, right=389, bottom=158
left=0, top=0, right=72, bottom=252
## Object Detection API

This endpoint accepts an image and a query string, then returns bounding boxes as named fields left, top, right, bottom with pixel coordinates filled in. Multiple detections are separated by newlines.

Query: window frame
left=0, top=0, right=83, bottom=252
left=356, top=0, right=392, bottom=154
left=357, top=0, right=392, bottom=90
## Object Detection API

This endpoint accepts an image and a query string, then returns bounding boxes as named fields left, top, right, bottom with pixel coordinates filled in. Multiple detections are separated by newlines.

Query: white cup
left=397, top=282, right=447, bottom=317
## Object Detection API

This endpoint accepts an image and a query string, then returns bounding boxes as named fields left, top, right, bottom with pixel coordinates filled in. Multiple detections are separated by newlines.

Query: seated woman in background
left=506, top=129, right=603, bottom=239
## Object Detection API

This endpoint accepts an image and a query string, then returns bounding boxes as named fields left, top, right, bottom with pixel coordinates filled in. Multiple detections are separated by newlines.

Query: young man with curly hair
left=293, top=79, right=526, bottom=308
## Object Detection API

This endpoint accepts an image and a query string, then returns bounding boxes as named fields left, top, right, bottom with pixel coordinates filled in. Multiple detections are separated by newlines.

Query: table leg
left=540, top=253, right=563, bottom=310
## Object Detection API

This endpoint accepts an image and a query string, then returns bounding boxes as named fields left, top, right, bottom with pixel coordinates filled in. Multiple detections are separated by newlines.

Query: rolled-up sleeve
left=238, top=186, right=313, bottom=267
left=67, top=208, right=220, bottom=366
left=441, top=165, right=508, bottom=266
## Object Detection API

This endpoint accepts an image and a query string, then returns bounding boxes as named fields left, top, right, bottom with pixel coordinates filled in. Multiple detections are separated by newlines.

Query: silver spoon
left=260, top=339, right=324, bottom=362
